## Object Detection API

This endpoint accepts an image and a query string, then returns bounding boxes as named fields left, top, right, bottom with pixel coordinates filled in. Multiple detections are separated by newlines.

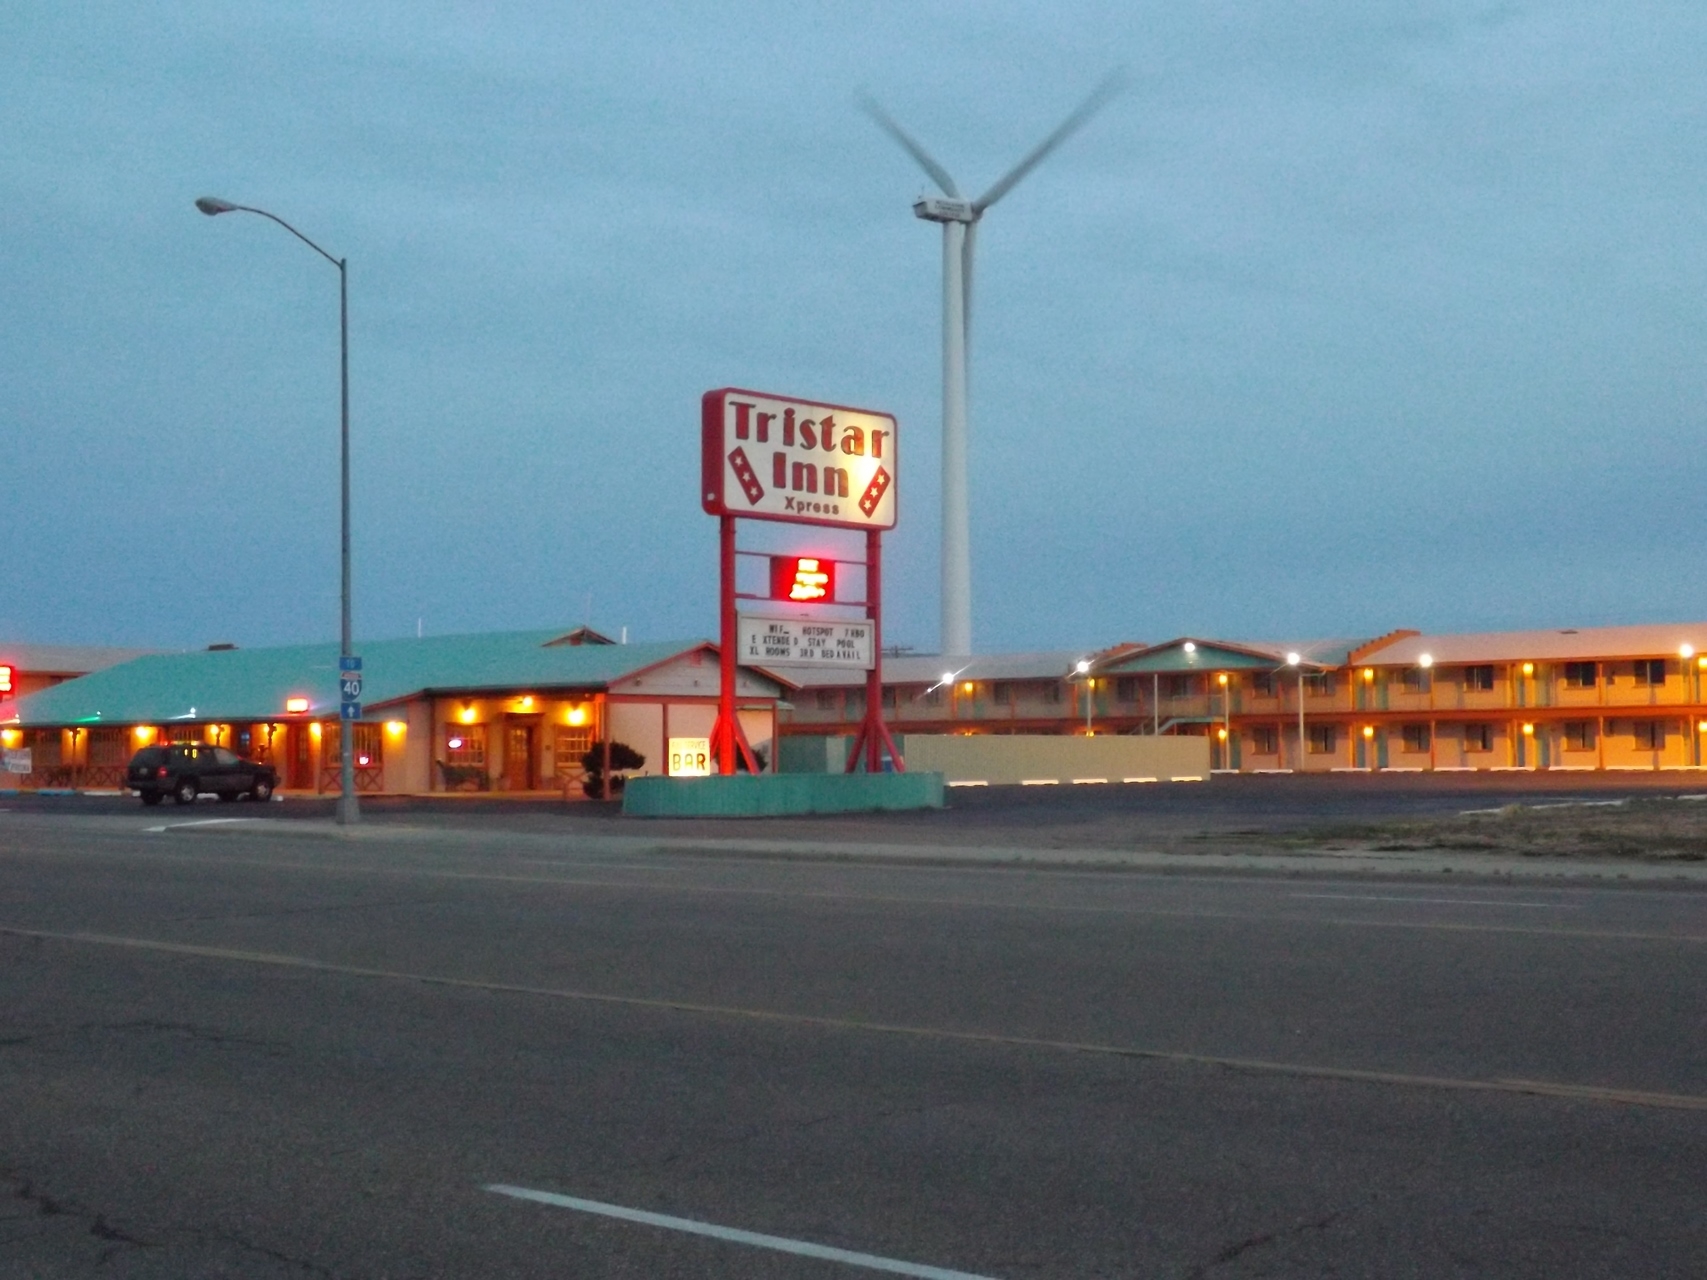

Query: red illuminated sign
left=0, top=665, right=12, bottom=696
left=771, top=556, right=835, bottom=603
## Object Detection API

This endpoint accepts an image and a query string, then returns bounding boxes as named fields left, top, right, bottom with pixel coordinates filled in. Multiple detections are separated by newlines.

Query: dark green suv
left=126, top=744, right=279, bottom=806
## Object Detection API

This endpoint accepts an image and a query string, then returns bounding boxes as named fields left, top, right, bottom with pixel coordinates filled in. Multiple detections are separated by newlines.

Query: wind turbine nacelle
left=912, top=197, right=977, bottom=224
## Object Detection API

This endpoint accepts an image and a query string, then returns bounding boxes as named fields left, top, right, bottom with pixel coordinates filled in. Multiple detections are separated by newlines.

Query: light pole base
left=335, top=793, right=361, bottom=826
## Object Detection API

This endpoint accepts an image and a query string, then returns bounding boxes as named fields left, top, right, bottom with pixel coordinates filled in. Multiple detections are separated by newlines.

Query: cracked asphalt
left=2, top=798, right=1705, bottom=1277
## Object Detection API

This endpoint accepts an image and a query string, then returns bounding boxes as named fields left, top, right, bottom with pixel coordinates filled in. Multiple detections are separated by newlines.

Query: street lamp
left=196, top=196, right=358, bottom=825
left=1075, top=659, right=1094, bottom=734
left=1286, top=652, right=1304, bottom=770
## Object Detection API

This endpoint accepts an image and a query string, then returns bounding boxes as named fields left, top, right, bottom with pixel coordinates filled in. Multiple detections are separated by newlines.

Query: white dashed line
left=484, top=1185, right=1000, bottom=1279
left=1292, top=893, right=1580, bottom=910
left=142, top=818, right=258, bottom=834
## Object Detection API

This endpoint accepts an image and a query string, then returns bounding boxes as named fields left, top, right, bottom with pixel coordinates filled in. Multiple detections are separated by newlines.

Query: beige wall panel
left=903, top=734, right=1211, bottom=785
left=611, top=703, right=665, bottom=777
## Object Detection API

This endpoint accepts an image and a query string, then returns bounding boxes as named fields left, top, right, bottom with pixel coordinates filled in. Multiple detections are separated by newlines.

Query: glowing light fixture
left=1362, top=725, right=1375, bottom=739
left=772, top=556, right=835, bottom=603
left=1285, top=652, right=1301, bottom=667
left=1217, top=728, right=1227, bottom=740
left=1217, top=673, right=1229, bottom=686
left=1075, top=659, right=1091, bottom=675
left=459, top=705, right=477, bottom=725
left=448, top=736, right=464, bottom=750
left=1418, top=653, right=1433, bottom=669
left=1522, top=662, right=1534, bottom=676
left=286, top=697, right=310, bottom=714
left=384, top=720, right=406, bottom=736
left=1682, top=644, right=1696, bottom=659
left=1183, top=641, right=1197, bottom=654
left=1362, top=668, right=1374, bottom=682
left=0, top=664, right=12, bottom=694
left=1522, top=723, right=1534, bottom=736
left=356, top=753, right=371, bottom=766
left=567, top=705, right=588, bottom=727
left=310, top=722, right=322, bottom=740
left=961, top=681, right=974, bottom=694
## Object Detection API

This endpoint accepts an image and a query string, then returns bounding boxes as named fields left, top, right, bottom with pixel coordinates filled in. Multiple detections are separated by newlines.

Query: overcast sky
left=4, top=2, right=1704, bottom=656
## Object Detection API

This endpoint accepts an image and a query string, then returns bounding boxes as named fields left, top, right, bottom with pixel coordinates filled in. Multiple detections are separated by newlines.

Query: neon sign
left=771, top=556, right=835, bottom=603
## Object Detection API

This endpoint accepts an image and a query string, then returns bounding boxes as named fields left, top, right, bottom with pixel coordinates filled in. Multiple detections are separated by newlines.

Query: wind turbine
left=863, top=73, right=1124, bottom=658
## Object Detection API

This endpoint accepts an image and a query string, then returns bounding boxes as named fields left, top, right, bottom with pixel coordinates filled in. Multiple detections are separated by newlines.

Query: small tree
left=581, top=741, right=645, bottom=799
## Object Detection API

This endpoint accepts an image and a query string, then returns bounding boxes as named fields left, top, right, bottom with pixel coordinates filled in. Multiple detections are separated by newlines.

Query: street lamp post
left=195, top=196, right=358, bottom=825
left=1286, top=652, right=1304, bottom=770
left=1075, top=659, right=1093, bottom=735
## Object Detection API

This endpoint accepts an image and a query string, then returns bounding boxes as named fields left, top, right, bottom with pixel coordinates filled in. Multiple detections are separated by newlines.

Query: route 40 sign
left=702, top=388, right=897, bottom=531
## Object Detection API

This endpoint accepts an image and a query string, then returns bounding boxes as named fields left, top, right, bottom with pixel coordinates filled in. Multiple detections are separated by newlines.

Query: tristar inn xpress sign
left=702, top=388, right=897, bottom=531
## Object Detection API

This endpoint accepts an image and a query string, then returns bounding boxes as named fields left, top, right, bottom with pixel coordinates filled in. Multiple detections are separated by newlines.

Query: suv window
left=131, top=747, right=166, bottom=766
left=213, top=748, right=241, bottom=766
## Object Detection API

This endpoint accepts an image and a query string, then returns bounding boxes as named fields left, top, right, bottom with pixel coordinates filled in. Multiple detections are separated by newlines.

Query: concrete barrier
left=623, top=771, right=944, bottom=817
left=901, top=734, right=1211, bottom=786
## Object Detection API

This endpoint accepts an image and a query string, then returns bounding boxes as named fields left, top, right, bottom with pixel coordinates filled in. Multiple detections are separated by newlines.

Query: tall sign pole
left=702, top=388, right=902, bottom=775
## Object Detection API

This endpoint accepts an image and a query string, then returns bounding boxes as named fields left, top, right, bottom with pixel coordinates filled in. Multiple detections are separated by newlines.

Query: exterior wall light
left=1682, top=644, right=1696, bottom=659
left=459, top=704, right=477, bottom=725
left=1522, top=662, right=1534, bottom=676
left=286, top=697, right=310, bottom=714
left=1362, top=725, right=1375, bottom=739
left=567, top=705, right=589, bottom=727
left=1183, top=642, right=1197, bottom=653
left=384, top=721, right=406, bottom=736
left=1522, top=723, right=1534, bottom=736
left=1362, top=668, right=1374, bottom=682
left=1418, top=654, right=1433, bottom=669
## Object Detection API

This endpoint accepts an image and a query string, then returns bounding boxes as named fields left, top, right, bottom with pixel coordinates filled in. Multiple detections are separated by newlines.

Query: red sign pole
left=711, top=514, right=759, bottom=776
left=844, top=527, right=905, bottom=774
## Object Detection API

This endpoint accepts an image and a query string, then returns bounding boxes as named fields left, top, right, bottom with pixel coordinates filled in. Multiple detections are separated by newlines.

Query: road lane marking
left=142, top=818, right=259, bottom=834
left=3, top=924, right=1704, bottom=1113
left=1292, top=894, right=1581, bottom=910
left=484, top=1185, right=998, bottom=1278
left=4, top=845, right=1701, bottom=944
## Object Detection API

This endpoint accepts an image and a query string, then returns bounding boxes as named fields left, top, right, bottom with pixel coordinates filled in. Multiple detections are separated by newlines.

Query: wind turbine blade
left=972, top=68, right=1127, bottom=212
left=857, top=93, right=960, bottom=198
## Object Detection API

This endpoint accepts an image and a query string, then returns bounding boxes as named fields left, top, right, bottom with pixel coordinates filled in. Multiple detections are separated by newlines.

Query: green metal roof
left=3, top=630, right=737, bottom=727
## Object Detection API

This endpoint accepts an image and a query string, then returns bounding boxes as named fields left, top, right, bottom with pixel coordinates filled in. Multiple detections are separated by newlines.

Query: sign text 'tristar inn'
left=701, top=388, right=897, bottom=531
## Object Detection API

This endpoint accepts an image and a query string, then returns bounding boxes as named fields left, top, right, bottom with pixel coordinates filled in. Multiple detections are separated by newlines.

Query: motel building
left=1, top=628, right=788, bottom=795
left=777, top=623, right=1707, bottom=774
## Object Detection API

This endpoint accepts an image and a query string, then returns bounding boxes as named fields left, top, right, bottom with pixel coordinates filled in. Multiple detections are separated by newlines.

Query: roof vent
left=206, top=642, right=238, bottom=651
left=1558, top=629, right=1578, bottom=635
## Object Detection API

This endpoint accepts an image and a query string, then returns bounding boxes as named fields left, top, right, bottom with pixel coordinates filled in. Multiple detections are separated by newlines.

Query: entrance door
left=506, top=724, right=535, bottom=791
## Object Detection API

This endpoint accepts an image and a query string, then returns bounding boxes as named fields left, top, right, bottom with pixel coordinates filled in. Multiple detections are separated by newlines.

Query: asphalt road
left=2, top=804, right=1705, bottom=1277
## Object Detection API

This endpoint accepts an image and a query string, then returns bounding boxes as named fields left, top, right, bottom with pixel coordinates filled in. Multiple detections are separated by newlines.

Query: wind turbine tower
left=863, top=74, right=1123, bottom=658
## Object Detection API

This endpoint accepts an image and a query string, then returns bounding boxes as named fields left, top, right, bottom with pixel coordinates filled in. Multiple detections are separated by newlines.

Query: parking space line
left=4, top=924, right=1704, bottom=1112
left=1292, top=894, right=1581, bottom=910
left=142, top=818, right=259, bottom=834
left=484, top=1184, right=998, bottom=1278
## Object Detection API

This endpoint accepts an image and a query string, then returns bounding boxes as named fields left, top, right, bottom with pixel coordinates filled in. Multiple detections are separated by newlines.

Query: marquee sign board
left=738, top=615, right=874, bottom=669
left=702, top=388, right=897, bottom=531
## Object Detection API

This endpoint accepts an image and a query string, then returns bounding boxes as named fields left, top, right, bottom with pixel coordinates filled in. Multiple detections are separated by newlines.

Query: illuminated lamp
left=1075, top=659, right=1091, bottom=675
left=1418, top=654, right=1433, bottom=669
left=286, top=697, right=310, bottom=714
left=1362, top=725, right=1375, bottom=739
left=1183, top=642, right=1197, bottom=654
left=356, top=753, right=371, bottom=766
left=384, top=721, right=406, bottom=736
left=1522, top=662, right=1534, bottom=676
left=1522, top=723, right=1534, bottom=736
left=771, top=556, right=835, bottom=603
left=566, top=705, right=588, bottom=728
left=459, top=704, right=477, bottom=725
left=448, top=736, right=464, bottom=750
left=1698, top=721, right=1707, bottom=733
left=1682, top=644, right=1696, bottom=659
left=1362, top=668, right=1374, bottom=682
left=309, top=722, right=322, bottom=741
left=1217, top=728, right=1227, bottom=740
left=1285, top=652, right=1301, bottom=666
left=961, top=681, right=974, bottom=694
left=517, top=695, right=535, bottom=710
left=0, top=729, right=20, bottom=748
left=1218, top=673, right=1229, bottom=686
left=0, top=664, right=12, bottom=694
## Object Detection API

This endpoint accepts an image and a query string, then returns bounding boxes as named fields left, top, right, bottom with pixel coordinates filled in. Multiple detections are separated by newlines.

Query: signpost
left=702, top=388, right=904, bottom=776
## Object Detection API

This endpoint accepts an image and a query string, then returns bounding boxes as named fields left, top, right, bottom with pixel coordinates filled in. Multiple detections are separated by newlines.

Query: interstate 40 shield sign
left=701, top=388, right=897, bottom=530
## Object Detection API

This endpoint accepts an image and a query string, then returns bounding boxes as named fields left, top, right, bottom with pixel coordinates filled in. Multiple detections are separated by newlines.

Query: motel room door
left=505, top=722, right=537, bottom=791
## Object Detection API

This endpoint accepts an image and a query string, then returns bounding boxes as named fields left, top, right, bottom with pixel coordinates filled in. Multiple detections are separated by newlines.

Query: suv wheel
left=173, top=779, right=199, bottom=805
left=250, top=778, right=274, bottom=802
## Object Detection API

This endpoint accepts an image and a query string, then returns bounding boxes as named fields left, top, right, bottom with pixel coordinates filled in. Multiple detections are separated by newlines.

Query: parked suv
left=127, top=744, right=278, bottom=806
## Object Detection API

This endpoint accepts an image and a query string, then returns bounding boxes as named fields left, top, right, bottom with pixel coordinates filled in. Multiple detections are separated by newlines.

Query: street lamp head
left=1075, top=660, right=1091, bottom=674
left=1285, top=652, right=1301, bottom=667
left=1418, top=653, right=1434, bottom=669
left=195, top=196, right=238, bottom=216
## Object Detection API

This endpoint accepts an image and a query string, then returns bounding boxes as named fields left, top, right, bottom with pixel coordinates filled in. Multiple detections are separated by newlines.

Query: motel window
left=1113, top=677, right=1138, bottom=703
left=169, top=725, right=204, bottom=744
left=1634, top=659, right=1667, bottom=686
left=1564, top=721, right=1596, bottom=751
left=992, top=681, right=1013, bottom=705
left=1250, top=672, right=1276, bottom=697
left=555, top=729, right=593, bottom=779
left=1307, top=724, right=1337, bottom=754
left=924, top=685, right=943, bottom=707
left=1464, top=723, right=1494, bottom=752
left=446, top=724, right=486, bottom=766
left=1163, top=675, right=1196, bottom=699
left=1401, top=668, right=1431, bottom=694
left=1633, top=720, right=1666, bottom=750
left=881, top=686, right=897, bottom=709
left=1401, top=724, right=1430, bottom=753
left=88, top=728, right=129, bottom=767
left=30, top=729, right=64, bottom=767
left=1251, top=726, right=1279, bottom=755
left=815, top=689, right=840, bottom=712
left=1463, top=666, right=1495, bottom=692
left=1564, top=662, right=1597, bottom=689
left=326, top=723, right=382, bottom=767
left=1303, top=672, right=1335, bottom=697
left=1040, top=681, right=1062, bottom=704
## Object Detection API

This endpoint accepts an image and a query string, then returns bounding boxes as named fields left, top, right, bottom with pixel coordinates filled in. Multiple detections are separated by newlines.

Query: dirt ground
left=1264, top=795, right=1707, bottom=862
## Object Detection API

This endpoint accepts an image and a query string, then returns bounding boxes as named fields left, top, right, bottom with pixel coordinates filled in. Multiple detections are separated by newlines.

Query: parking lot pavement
left=2, top=810, right=1705, bottom=1277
